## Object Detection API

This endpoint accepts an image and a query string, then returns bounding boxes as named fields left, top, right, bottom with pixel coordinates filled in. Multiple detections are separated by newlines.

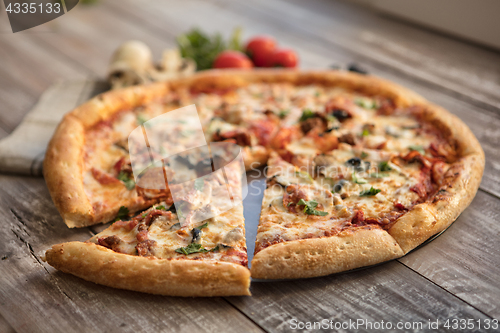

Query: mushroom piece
left=108, top=40, right=154, bottom=89
left=108, top=42, right=196, bottom=89
left=150, top=49, right=196, bottom=81
left=223, top=227, right=244, bottom=245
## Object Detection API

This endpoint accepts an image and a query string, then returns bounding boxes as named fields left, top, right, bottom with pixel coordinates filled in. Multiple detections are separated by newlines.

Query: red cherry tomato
left=245, top=36, right=277, bottom=67
left=270, top=49, right=298, bottom=68
left=213, top=51, right=253, bottom=69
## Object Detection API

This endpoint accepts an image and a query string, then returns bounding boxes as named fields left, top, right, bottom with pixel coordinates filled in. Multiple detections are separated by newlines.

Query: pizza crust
left=251, top=227, right=404, bottom=279
left=45, top=242, right=251, bottom=297
left=43, top=114, right=93, bottom=228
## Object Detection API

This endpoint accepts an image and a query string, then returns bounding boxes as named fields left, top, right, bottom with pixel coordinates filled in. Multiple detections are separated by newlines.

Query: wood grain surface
left=0, top=0, right=499, bottom=332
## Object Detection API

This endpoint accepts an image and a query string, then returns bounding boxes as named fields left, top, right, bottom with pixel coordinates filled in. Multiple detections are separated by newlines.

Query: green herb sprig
left=297, top=199, right=328, bottom=216
left=175, top=243, right=219, bottom=255
left=299, top=109, right=315, bottom=122
left=379, top=161, right=392, bottom=172
left=117, top=171, right=135, bottom=190
left=360, top=187, right=381, bottom=197
left=114, top=206, right=129, bottom=221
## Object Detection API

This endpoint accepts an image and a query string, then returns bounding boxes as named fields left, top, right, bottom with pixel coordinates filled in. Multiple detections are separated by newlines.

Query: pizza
left=43, top=70, right=484, bottom=296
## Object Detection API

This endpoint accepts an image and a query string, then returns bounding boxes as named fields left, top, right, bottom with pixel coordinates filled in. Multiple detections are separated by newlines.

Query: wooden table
left=1, top=0, right=499, bottom=332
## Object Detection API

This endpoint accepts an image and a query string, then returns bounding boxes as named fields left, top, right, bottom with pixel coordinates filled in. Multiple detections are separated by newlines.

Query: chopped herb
left=115, top=206, right=129, bottom=221
left=315, top=91, right=321, bottom=97
left=136, top=114, right=148, bottom=126
left=379, top=161, right=392, bottom=172
left=195, top=222, right=209, bottom=230
left=354, top=98, right=377, bottom=109
left=370, top=172, right=389, bottom=178
left=360, top=151, right=369, bottom=159
left=409, top=145, right=425, bottom=155
left=326, top=115, right=336, bottom=122
left=278, top=109, right=290, bottom=119
left=402, top=124, right=420, bottom=130
left=361, top=129, right=370, bottom=137
left=352, top=172, right=368, bottom=184
left=295, top=170, right=314, bottom=183
left=175, top=243, right=208, bottom=255
left=175, top=243, right=219, bottom=255
left=155, top=205, right=166, bottom=211
left=194, top=178, right=204, bottom=191
left=299, top=109, right=315, bottom=122
left=117, top=171, right=135, bottom=190
left=297, top=199, right=328, bottom=216
left=360, top=187, right=381, bottom=196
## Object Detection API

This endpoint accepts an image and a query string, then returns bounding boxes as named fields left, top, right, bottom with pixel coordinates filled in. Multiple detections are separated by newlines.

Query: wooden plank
left=102, top=0, right=500, bottom=198
left=0, top=126, right=9, bottom=141
left=0, top=316, right=15, bottom=333
left=227, top=261, right=491, bottom=332
left=217, top=0, right=500, bottom=111
left=32, top=3, right=177, bottom=77
left=0, top=176, right=263, bottom=333
left=0, top=35, right=89, bottom=132
left=399, top=190, right=500, bottom=318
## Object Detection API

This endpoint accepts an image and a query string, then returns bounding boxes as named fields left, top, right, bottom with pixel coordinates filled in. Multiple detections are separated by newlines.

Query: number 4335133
left=6, top=2, right=61, bottom=14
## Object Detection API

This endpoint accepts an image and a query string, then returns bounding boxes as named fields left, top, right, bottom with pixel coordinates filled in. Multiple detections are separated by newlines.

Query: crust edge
left=45, top=242, right=251, bottom=297
left=250, top=228, right=404, bottom=279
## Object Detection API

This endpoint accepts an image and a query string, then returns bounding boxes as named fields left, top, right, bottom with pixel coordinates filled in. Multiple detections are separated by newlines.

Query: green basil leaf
left=278, top=109, right=290, bottom=119
left=299, top=109, right=315, bottom=122
left=117, top=171, right=135, bottom=190
left=175, top=242, right=219, bottom=255
left=115, top=206, right=129, bottom=221
left=360, top=187, right=381, bottom=197
left=379, top=161, right=392, bottom=172
left=296, top=199, right=328, bottom=216
left=295, top=171, right=314, bottom=183
left=409, top=145, right=425, bottom=155
left=352, top=172, right=368, bottom=184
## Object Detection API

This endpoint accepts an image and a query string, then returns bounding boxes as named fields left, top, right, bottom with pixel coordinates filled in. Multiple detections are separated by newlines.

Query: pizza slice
left=251, top=86, right=483, bottom=279
left=250, top=153, right=405, bottom=279
left=45, top=176, right=251, bottom=296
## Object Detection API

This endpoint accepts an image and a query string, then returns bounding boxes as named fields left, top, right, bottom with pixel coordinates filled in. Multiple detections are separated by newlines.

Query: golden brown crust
left=388, top=104, right=485, bottom=253
left=44, top=83, right=170, bottom=227
left=251, top=228, right=404, bottom=279
left=243, top=146, right=270, bottom=170
left=43, top=114, right=93, bottom=228
left=45, top=242, right=251, bottom=297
